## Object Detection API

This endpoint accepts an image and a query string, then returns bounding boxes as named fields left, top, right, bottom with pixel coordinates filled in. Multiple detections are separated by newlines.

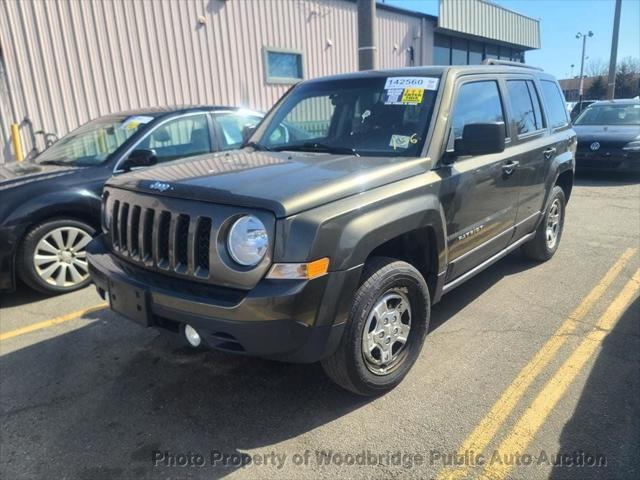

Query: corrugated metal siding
left=438, top=0, right=540, bottom=50
left=0, top=0, right=435, bottom=162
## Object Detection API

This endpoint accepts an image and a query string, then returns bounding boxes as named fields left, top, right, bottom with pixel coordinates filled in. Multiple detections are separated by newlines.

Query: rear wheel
left=321, top=257, right=430, bottom=396
left=521, top=186, right=566, bottom=261
left=18, top=219, right=95, bottom=294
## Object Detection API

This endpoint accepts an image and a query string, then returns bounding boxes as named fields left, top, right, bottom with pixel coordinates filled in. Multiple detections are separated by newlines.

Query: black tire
left=17, top=218, right=96, bottom=295
left=521, top=185, right=566, bottom=262
left=321, top=257, right=430, bottom=396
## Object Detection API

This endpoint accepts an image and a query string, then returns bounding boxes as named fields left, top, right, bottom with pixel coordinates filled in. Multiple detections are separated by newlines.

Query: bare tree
left=586, top=58, right=608, bottom=76
left=617, top=56, right=639, bottom=74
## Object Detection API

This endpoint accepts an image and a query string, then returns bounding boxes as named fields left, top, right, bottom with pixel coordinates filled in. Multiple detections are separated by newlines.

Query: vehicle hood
left=573, top=124, right=640, bottom=144
left=0, top=161, right=82, bottom=189
left=106, top=150, right=432, bottom=217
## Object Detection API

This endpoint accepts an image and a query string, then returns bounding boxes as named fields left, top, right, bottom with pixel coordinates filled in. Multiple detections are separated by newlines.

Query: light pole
left=606, top=0, right=622, bottom=99
left=576, top=30, right=594, bottom=114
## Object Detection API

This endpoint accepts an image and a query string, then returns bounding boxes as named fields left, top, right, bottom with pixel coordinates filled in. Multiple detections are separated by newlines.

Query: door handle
left=543, top=147, right=557, bottom=159
left=502, top=160, right=519, bottom=175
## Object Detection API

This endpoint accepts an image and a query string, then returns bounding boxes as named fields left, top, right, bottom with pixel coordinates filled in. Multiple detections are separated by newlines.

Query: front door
left=441, top=78, right=520, bottom=282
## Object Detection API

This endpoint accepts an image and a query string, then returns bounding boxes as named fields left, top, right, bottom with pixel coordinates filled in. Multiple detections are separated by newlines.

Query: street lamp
left=576, top=30, right=594, bottom=113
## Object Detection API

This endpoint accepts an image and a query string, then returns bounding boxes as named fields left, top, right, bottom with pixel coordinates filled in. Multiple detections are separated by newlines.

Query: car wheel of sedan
left=321, top=257, right=430, bottom=396
left=18, top=219, right=95, bottom=294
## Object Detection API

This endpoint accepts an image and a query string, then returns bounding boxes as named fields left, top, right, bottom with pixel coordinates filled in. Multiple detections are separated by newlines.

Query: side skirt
left=441, top=231, right=535, bottom=295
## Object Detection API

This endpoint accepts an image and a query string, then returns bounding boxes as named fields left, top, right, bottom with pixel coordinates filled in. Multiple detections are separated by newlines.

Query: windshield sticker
left=384, top=76, right=439, bottom=91
left=401, top=88, right=424, bottom=104
left=384, top=88, right=405, bottom=105
left=384, top=87, right=424, bottom=105
left=121, top=115, right=154, bottom=131
left=389, top=134, right=411, bottom=150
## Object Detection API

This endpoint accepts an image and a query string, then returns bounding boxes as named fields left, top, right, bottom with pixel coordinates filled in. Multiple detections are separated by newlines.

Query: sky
left=383, top=0, right=640, bottom=79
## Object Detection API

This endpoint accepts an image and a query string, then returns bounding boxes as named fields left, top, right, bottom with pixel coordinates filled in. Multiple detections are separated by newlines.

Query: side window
left=540, top=80, right=569, bottom=129
left=213, top=112, right=263, bottom=151
left=527, top=81, right=545, bottom=129
left=140, top=114, right=211, bottom=162
left=451, top=81, right=505, bottom=139
left=506, top=79, right=544, bottom=136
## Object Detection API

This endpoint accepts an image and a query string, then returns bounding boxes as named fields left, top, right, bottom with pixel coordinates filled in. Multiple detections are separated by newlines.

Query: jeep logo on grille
left=590, top=142, right=601, bottom=151
left=149, top=181, right=171, bottom=192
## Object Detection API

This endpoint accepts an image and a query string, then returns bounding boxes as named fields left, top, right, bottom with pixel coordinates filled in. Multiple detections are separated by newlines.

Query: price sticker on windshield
left=384, top=76, right=439, bottom=91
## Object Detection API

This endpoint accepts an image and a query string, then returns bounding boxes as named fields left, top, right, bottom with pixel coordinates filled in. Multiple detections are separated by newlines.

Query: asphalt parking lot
left=1, top=173, right=638, bottom=480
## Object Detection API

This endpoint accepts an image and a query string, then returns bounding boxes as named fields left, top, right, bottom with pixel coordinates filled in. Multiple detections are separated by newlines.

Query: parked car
left=573, top=99, right=640, bottom=173
left=0, top=106, right=263, bottom=294
left=88, top=63, right=575, bottom=395
left=569, top=100, right=596, bottom=121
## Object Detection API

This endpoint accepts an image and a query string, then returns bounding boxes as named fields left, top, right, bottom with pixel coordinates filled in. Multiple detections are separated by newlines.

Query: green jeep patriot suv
left=88, top=62, right=576, bottom=396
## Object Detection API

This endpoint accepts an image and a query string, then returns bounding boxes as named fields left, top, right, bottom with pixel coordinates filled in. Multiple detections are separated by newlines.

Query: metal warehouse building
left=0, top=0, right=540, bottom=162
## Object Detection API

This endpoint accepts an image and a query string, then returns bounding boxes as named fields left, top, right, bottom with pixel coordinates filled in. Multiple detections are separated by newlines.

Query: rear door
left=502, top=76, right=552, bottom=238
left=442, top=76, right=520, bottom=281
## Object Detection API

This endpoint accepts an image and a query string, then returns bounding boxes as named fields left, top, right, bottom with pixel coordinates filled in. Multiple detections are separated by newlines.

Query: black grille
left=195, top=217, right=212, bottom=273
left=175, top=214, right=190, bottom=269
left=108, top=201, right=213, bottom=279
left=158, top=211, right=171, bottom=267
left=130, top=206, right=141, bottom=257
left=142, top=209, right=154, bottom=262
left=119, top=203, right=129, bottom=253
left=111, top=200, right=120, bottom=248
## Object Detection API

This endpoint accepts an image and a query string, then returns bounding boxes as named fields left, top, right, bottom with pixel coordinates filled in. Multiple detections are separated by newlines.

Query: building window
left=485, top=44, right=498, bottom=60
left=434, top=34, right=451, bottom=65
left=451, top=37, right=468, bottom=65
left=499, top=46, right=512, bottom=60
left=468, top=41, right=484, bottom=65
left=264, top=48, right=303, bottom=84
left=512, top=50, right=524, bottom=63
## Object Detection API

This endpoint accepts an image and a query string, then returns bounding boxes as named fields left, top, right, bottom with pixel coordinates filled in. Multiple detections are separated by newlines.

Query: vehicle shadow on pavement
left=0, top=282, right=50, bottom=308
left=0, top=310, right=368, bottom=480
left=549, top=298, right=639, bottom=480
left=574, top=171, right=640, bottom=187
left=429, top=250, right=537, bottom=332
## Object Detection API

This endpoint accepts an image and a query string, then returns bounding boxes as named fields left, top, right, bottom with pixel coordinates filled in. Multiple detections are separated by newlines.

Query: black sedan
left=0, top=106, right=263, bottom=294
left=573, top=99, right=640, bottom=173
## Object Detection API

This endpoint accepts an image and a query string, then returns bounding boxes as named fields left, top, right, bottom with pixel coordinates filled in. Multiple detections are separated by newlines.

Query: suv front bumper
left=87, top=235, right=361, bottom=363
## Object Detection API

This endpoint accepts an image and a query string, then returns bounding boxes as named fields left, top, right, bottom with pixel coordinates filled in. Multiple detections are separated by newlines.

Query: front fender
left=274, top=172, right=447, bottom=273
left=3, top=189, right=102, bottom=229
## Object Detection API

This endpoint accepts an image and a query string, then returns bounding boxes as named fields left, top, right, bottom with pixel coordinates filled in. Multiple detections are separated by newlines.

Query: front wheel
left=18, top=219, right=96, bottom=294
left=321, top=257, right=430, bottom=396
left=521, top=186, right=566, bottom=262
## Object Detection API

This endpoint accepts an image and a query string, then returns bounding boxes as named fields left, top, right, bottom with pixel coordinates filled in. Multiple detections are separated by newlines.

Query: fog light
left=184, top=324, right=201, bottom=347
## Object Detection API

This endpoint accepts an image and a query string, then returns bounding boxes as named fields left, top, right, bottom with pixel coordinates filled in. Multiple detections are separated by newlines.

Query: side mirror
left=241, top=125, right=257, bottom=145
left=454, top=123, right=506, bottom=157
left=120, top=149, right=157, bottom=172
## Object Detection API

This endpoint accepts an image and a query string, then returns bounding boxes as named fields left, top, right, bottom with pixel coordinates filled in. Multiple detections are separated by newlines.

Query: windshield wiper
left=244, top=141, right=271, bottom=151
left=274, top=142, right=359, bottom=156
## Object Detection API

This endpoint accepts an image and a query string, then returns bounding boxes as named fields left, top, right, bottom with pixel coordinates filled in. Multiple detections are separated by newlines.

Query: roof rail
left=481, top=59, right=543, bottom=71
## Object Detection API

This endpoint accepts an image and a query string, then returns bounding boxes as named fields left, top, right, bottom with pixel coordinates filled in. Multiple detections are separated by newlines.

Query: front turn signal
left=266, top=257, right=330, bottom=280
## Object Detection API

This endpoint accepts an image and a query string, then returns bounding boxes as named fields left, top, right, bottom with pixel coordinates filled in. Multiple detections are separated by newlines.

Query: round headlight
left=227, top=215, right=268, bottom=266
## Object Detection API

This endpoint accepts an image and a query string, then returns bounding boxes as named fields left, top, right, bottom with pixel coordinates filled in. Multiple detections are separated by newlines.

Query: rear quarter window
left=540, top=80, right=569, bottom=129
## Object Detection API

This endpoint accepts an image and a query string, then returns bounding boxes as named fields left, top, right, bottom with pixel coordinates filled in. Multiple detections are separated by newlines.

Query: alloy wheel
left=33, top=226, right=92, bottom=288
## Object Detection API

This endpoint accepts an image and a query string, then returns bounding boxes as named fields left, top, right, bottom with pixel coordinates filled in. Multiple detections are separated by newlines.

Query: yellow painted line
left=480, top=268, right=640, bottom=480
left=437, top=247, right=637, bottom=480
left=0, top=303, right=107, bottom=341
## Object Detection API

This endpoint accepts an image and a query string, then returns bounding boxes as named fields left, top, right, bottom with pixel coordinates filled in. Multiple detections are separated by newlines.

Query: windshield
left=256, top=75, right=440, bottom=156
left=574, top=104, right=640, bottom=126
left=35, top=115, right=155, bottom=166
